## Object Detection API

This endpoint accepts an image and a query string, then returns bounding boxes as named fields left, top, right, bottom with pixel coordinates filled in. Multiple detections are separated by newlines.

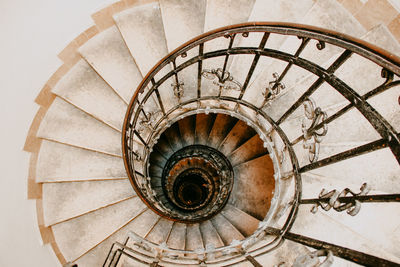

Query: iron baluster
left=198, top=43, right=204, bottom=102
left=171, top=58, right=184, bottom=104
left=238, top=32, right=270, bottom=100
left=260, top=72, right=286, bottom=108
left=276, top=50, right=353, bottom=125
left=291, top=69, right=399, bottom=145
left=299, top=138, right=387, bottom=173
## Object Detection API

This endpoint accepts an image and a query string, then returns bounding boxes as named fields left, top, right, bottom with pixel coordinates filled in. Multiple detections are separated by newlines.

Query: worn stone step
left=52, top=59, right=127, bottom=131
left=37, top=97, right=121, bottom=156
left=79, top=25, right=143, bottom=103
left=52, top=197, right=146, bottom=262
left=43, top=180, right=134, bottom=226
left=36, top=140, right=126, bottom=182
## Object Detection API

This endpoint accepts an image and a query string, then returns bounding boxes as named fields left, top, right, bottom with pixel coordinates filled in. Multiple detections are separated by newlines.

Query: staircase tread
left=199, top=220, right=224, bottom=249
left=36, top=139, right=126, bottom=182
left=51, top=197, right=146, bottom=262
left=52, top=59, right=127, bottom=131
left=43, top=179, right=134, bottom=226
left=208, top=114, right=237, bottom=149
left=211, top=213, right=245, bottom=245
left=79, top=25, right=143, bottom=103
left=221, top=204, right=260, bottom=237
left=114, top=2, right=169, bottom=75
left=37, top=97, right=122, bottom=156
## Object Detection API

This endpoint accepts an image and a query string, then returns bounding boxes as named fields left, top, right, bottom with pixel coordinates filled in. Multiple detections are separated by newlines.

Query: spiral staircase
left=24, top=0, right=400, bottom=266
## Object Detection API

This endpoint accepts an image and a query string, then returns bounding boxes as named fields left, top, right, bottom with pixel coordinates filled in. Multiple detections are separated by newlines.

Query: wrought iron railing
left=119, top=22, right=400, bottom=266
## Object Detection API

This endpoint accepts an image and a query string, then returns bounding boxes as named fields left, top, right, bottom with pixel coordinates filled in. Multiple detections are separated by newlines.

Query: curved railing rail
left=122, top=22, right=400, bottom=266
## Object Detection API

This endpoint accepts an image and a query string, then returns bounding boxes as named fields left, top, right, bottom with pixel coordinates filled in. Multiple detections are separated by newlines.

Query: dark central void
left=173, top=171, right=209, bottom=208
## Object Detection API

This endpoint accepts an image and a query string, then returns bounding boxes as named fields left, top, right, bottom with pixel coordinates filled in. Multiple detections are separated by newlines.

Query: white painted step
left=126, top=209, right=160, bottom=238
left=166, top=222, right=186, bottom=250
left=211, top=214, right=245, bottom=245
left=114, top=2, right=169, bottom=76
left=37, top=97, right=121, bottom=156
left=79, top=25, right=143, bottom=103
left=42, top=179, right=134, bottom=226
left=221, top=204, right=260, bottom=236
left=36, top=140, right=126, bottom=182
left=52, top=197, right=146, bottom=262
left=200, top=220, right=224, bottom=248
left=52, top=59, right=127, bottom=131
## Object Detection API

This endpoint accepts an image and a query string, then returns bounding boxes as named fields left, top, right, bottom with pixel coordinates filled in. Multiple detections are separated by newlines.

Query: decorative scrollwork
left=311, top=183, right=370, bottom=216
left=201, top=68, right=242, bottom=92
left=292, top=249, right=333, bottom=267
left=137, top=110, right=162, bottom=134
left=171, top=81, right=184, bottom=102
left=302, top=98, right=328, bottom=163
left=261, top=72, right=285, bottom=107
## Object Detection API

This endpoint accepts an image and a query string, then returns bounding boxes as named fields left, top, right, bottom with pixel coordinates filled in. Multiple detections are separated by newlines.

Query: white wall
left=0, top=1, right=113, bottom=266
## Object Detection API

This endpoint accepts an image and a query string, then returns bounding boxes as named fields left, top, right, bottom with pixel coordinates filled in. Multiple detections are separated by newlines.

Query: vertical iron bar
left=198, top=43, right=204, bottom=100
left=290, top=80, right=400, bottom=146
left=271, top=37, right=310, bottom=91
left=299, top=138, right=387, bottom=173
left=134, top=130, right=147, bottom=147
left=238, top=32, right=270, bottom=100
left=151, top=78, right=166, bottom=115
left=221, top=34, right=236, bottom=78
left=276, top=50, right=353, bottom=125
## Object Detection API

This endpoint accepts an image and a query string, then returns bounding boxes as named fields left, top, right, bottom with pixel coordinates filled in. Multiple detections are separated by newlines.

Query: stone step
left=43, top=180, right=134, bottom=226
left=243, top=0, right=367, bottom=109
left=195, top=113, right=216, bottom=145
left=36, top=140, right=126, bottom=182
left=218, top=119, right=255, bottom=155
left=160, top=0, right=206, bottom=52
left=185, top=223, right=204, bottom=251
left=302, top=147, right=400, bottom=196
left=114, top=2, right=169, bottom=76
left=204, top=0, right=256, bottom=32
left=166, top=222, right=187, bottom=250
left=221, top=204, right=260, bottom=237
left=199, top=220, right=224, bottom=249
left=163, top=123, right=184, bottom=151
left=228, top=133, right=268, bottom=167
left=207, top=114, right=237, bottom=149
left=231, top=154, right=274, bottom=220
left=177, top=115, right=196, bottom=146
left=52, top=59, right=127, bottom=131
left=211, top=214, right=245, bottom=245
left=79, top=25, right=143, bottom=103
left=127, top=209, right=160, bottom=238
left=37, top=97, right=121, bottom=156
left=291, top=204, right=400, bottom=263
left=52, top=197, right=146, bottom=262
left=145, top=218, right=174, bottom=244
left=74, top=208, right=148, bottom=267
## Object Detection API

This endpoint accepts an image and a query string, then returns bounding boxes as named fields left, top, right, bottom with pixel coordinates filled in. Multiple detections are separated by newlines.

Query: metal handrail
left=121, top=22, right=400, bottom=266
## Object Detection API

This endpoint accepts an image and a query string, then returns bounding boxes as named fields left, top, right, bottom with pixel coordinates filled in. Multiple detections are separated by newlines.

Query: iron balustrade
left=119, top=22, right=400, bottom=266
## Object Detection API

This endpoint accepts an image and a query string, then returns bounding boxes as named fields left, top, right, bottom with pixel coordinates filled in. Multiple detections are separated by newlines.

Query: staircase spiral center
left=157, top=144, right=234, bottom=222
